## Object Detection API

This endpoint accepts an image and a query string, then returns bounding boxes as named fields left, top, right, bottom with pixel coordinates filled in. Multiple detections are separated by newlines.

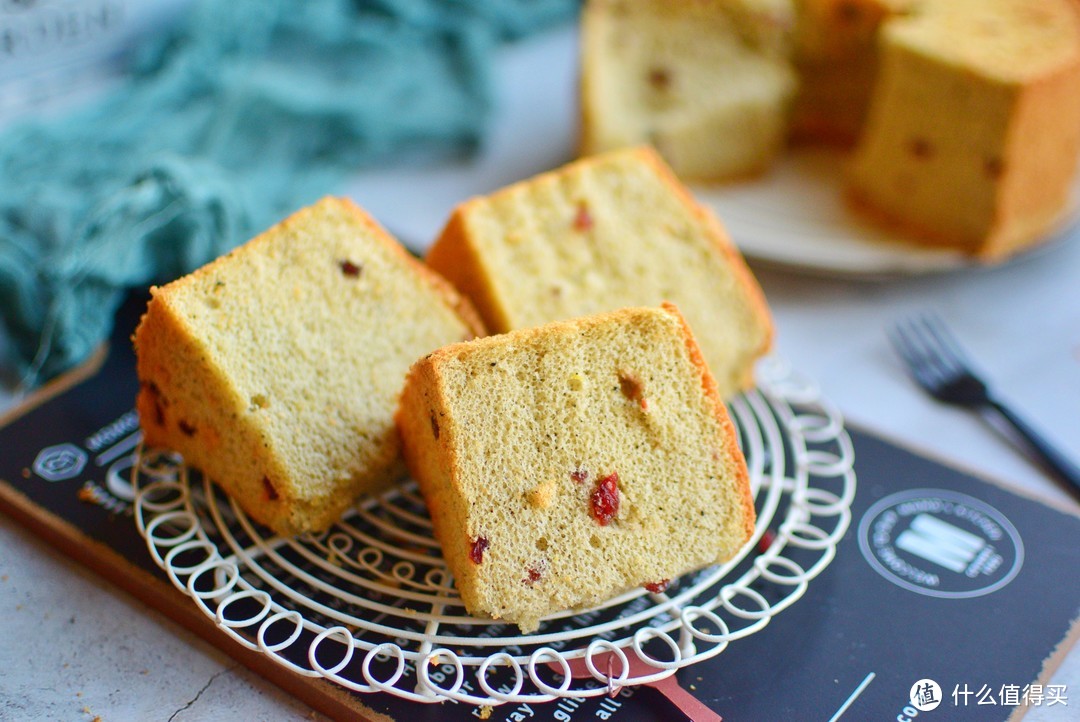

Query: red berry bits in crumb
left=570, top=466, right=589, bottom=484
left=836, top=0, right=861, bottom=23
left=143, top=381, right=167, bottom=426
left=338, top=259, right=363, bottom=277
left=262, top=476, right=280, bottom=501
left=984, top=156, right=1005, bottom=179
left=908, top=137, right=933, bottom=160
left=573, top=202, right=593, bottom=232
left=644, top=579, right=670, bottom=594
left=469, top=536, right=490, bottom=564
left=523, top=566, right=543, bottom=586
left=647, top=66, right=672, bottom=91
left=590, top=472, right=620, bottom=525
left=618, top=370, right=648, bottom=410
left=429, top=411, right=440, bottom=440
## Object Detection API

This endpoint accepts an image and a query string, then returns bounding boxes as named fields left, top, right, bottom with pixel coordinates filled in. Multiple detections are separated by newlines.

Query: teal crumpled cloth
left=0, top=0, right=579, bottom=389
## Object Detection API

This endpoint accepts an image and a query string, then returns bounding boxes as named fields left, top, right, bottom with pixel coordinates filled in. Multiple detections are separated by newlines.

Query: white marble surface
left=0, top=520, right=322, bottom=722
left=2, top=23, right=1079, bottom=722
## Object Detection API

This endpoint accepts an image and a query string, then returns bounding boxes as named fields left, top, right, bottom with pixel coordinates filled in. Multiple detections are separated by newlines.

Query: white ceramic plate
left=693, top=147, right=1080, bottom=279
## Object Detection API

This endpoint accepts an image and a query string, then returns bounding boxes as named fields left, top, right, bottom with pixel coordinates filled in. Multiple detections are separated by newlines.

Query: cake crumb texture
left=580, top=0, right=798, bottom=181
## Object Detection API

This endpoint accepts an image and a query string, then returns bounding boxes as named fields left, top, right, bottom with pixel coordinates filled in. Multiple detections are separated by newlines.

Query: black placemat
left=2, top=293, right=1077, bottom=721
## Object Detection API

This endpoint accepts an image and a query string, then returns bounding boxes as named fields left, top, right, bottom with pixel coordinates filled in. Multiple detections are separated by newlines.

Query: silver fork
left=889, top=314, right=1080, bottom=500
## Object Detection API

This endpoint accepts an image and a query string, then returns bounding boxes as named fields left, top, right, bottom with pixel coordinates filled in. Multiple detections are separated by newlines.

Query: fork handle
left=987, top=398, right=1080, bottom=498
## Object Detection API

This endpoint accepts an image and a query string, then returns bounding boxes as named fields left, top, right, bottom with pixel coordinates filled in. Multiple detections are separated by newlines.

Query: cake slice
left=133, top=197, right=482, bottom=536
left=579, top=0, right=798, bottom=181
left=847, top=0, right=1080, bottom=259
left=425, top=146, right=773, bottom=398
left=396, top=304, right=756, bottom=632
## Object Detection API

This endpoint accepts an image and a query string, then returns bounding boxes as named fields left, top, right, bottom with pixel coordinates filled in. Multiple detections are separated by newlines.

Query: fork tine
left=886, top=322, right=920, bottom=370
left=889, top=316, right=951, bottom=388
left=918, top=313, right=972, bottom=373
left=903, top=316, right=949, bottom=381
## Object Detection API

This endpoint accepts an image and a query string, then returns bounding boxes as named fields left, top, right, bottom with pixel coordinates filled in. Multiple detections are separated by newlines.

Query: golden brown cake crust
left=424, top=207, right=511, bottom=334
left=790, top=0, right=915, bottom=146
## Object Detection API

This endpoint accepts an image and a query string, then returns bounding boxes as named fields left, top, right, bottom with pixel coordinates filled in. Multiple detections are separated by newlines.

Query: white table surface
left=2, top=25, right=1078, bottom=722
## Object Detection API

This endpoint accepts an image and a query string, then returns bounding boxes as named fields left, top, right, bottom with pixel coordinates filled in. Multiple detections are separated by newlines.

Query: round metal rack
left=132, top=358, right=856, bottom=706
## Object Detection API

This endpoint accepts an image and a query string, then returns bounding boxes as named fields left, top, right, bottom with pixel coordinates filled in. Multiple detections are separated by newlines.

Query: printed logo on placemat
left=857, top=489, right=1024, bottom=598
left=32, top=443, right=87, bottom=481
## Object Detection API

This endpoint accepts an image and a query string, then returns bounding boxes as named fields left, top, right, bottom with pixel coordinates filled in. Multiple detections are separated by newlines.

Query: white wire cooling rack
left=132, top=358, right=856, bottom=707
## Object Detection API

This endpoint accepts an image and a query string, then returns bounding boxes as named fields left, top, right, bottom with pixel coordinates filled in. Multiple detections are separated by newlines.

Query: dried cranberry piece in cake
left=523, top=565, right=544, bottom=586
left=469, top=536, right=490, bottom=564
left=590, top=472, right=620, bottom=526
left=644, top=579, right=670, bottom=594
left=339, top=259, right=363, bottom=277
left=573, top=201, right=594, bottom=232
